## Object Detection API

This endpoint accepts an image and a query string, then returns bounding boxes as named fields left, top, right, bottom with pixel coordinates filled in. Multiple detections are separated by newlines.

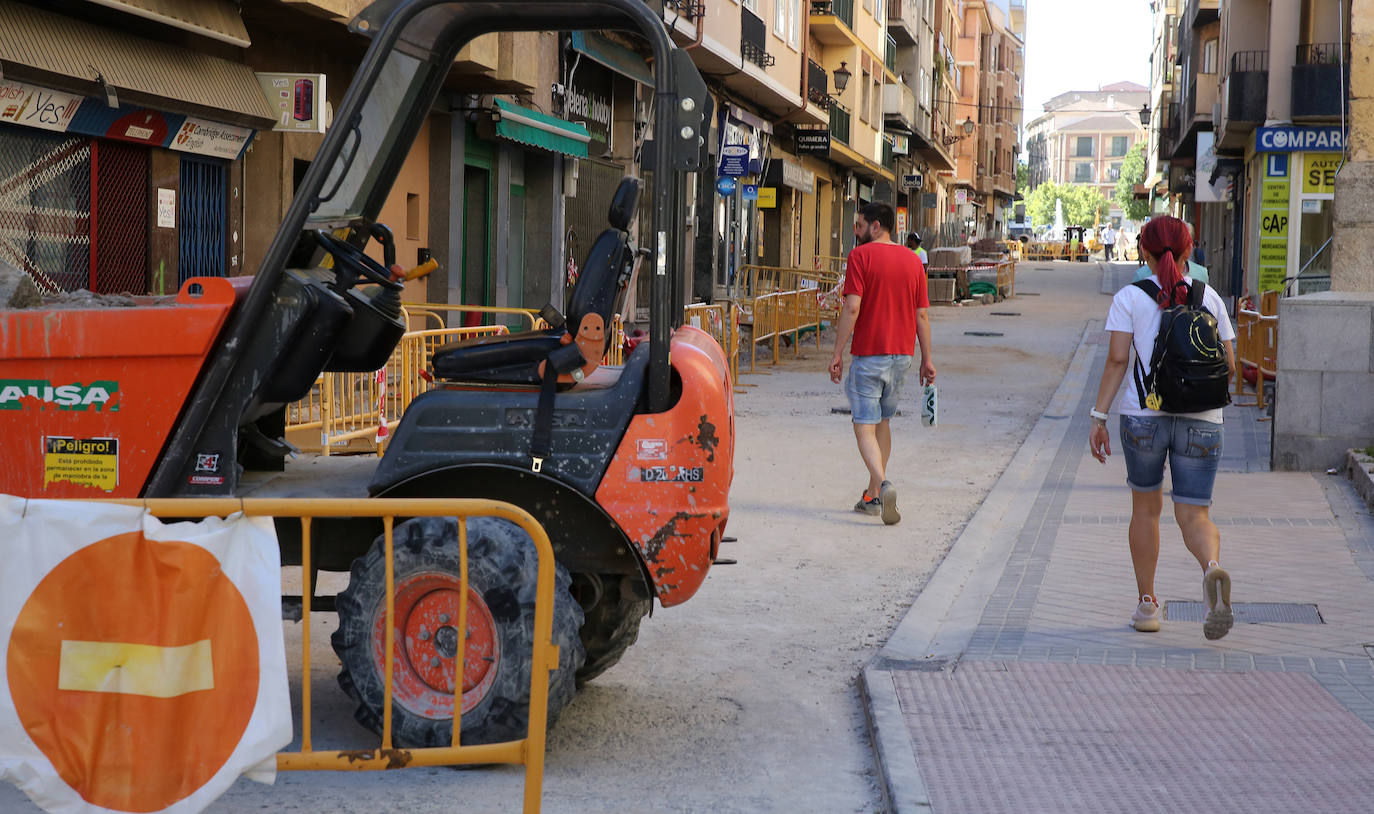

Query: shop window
left=1075, top=136, right=1094, bottom=157
left=1074, top=163, right=1094, bottom=183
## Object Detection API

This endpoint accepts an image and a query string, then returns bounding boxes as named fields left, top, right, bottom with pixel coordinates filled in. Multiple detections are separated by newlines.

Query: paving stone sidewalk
left=863, top=284, right=1374, bottom=813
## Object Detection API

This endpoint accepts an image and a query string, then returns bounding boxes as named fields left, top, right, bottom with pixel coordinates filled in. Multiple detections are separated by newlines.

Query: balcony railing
left=810, top=0, right=854, bottom=29
left=662, top=0, right=706, bottom=19
left=829, top=105, right=851, bottom=145
left=741, top=8, right=775, bottom=67
left=885, top=35, right=897, bottom=74
left=886, top=0, right=918, bottom=44
left=807, top=58, right=831, bottom=110
left=883, top=82, right=916, bottom=129
left=1227, top=50, right=1268, bottom=125
left=1293, top=42, right=1350, bottom=121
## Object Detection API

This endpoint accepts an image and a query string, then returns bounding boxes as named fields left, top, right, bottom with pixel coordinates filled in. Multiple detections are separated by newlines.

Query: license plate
left=640, top=466, right=704, bottom=482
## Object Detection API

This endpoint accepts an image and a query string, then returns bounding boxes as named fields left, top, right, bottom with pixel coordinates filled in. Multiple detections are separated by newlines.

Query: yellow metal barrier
left=403, top=303, right=543, bottom=332
left=102, top=497, right=557, bottom=812
left=684, top=301, right=741, bottom=386
left=1233, top=308, right=1278, bottom=414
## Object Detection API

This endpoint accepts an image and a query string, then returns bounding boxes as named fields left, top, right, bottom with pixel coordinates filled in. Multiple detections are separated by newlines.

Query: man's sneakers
left=1131, top=595, right=1162, bottom=632
left=853, top=481, right=901, bottom=525
left=879, top=481, right=900, bottom=525
left=1203, top=562, right=1234, bottom=640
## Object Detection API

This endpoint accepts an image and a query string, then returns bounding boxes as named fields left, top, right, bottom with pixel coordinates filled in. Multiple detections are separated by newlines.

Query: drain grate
left=964, top=331, right=1004, bottom=337
left=1164, top=601, right=1324, bottom=624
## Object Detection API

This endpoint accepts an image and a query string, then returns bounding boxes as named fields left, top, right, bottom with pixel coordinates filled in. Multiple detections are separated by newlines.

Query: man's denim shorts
left=1119, top=414, right=1222, bottom=505
left=845, top=354, right=912, bottom=424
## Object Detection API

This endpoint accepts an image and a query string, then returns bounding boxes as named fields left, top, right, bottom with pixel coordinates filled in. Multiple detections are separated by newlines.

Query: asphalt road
left=1, top=263, right=1110, bottom=814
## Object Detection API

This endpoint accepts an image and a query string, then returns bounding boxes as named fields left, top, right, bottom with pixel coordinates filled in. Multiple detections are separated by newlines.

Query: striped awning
left=0, top=0, right=273, bottom=129
left=493, top=99, right=590, bottom=158
left=82, top=0, right=251, bottom=47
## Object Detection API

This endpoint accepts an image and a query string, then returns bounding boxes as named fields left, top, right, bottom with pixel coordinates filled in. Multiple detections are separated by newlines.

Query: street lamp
left=833, top=62, right=852, bottom=93
left=1138, top=104, right=1151, bottom=126
left=941, top=117, right=978, bottom=147
left=961, top=117, right=975, bottom=135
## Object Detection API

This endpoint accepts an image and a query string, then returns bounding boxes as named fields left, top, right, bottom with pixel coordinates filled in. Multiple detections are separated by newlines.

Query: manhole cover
left=989, top=312, right=1021, bottom=316
left=964, top=331, right=1004, bottom=337
left=1164, top=602, right=1323, bottom=624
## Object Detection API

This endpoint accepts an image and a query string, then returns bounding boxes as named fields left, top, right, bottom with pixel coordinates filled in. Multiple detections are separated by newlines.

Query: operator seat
left=431, top=177, right=641, bottom=385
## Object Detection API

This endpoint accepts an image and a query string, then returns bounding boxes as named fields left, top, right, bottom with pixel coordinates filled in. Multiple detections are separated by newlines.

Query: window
left=919, top=68, right=930, bottom=109
left=872, top=77, right=880, bottom=124
left=1110, top=136, right=1128, bottom=156
left=774, top=0, right=785, bottom=35
left=860, top=69, right=870, bottom=122
left=1074, top=163, right=1094, bottom=183
left=788, top=0, right=799, bottom=46
left=1201, top=38, right=1218, bottom=74
left=1109, top=163, right=1123, bottom=182
left=1075, top=136, right=1094, bottom=157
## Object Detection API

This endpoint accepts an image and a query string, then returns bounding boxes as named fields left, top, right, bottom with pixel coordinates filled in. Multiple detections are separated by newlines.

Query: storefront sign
left=901, top=173, right=923, bottom=190
left=954, top=189, right=968, bottom=205
left=896, top=206, right=908, bottom=236
left=780, top=160, right=815, bottom=194
left=566, top=60, right=614, bottom=152
left=1258, top=162, right=1291, bottom=293
left=716, top=176, right=737, bottom=196
left=170, top=117, right=254, bottom=160
left=1302, top=199, right=1323, bottom=214
left=795, top=128, right=831, bottom=156
left=1195, top=132, right=1227, bottom=203
left=0, top=80, right=80, bottom=133
left=756, top=187, right=777, bottom=208
left=157, top=189, right=175, bottom=229
left=1255, top=126, right=1345, bottom=153
left=719, top=144, right=749, bottom=177
left=256, top=72, right=328, bottom=133
left=741, top=184, right=759, bottom=201
left=1302, top=153, right=1340, bottom=195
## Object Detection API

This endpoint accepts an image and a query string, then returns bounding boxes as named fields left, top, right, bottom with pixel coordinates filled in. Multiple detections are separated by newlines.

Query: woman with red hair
left=1088, top=215, right=1238, bottom=639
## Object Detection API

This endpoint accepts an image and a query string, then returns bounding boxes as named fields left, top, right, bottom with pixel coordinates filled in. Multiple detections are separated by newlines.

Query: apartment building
left=1153, top=0, right=1348, bottom=299
left=1024, top=83, right=1148, bottom=227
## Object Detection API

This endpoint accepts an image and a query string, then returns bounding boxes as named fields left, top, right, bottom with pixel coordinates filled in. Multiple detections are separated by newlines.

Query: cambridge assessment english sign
left=1255, top=126, right=1345, bottom=153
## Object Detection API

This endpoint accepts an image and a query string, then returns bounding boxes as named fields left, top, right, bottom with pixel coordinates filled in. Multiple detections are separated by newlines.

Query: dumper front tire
left=332, top=516, right=584, bottom=747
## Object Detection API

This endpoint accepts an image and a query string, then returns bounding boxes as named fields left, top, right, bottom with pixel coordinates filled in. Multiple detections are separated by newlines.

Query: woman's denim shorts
left=1119, top=414, right=1222, bottom=506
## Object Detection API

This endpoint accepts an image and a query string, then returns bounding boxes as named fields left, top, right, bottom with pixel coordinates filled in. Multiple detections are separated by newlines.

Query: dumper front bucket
left=0, top=278, right=236, bottom=498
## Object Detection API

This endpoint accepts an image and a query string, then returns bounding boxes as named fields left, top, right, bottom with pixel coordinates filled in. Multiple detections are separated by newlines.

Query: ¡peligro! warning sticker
left=42, top=436, right=118, bottom=491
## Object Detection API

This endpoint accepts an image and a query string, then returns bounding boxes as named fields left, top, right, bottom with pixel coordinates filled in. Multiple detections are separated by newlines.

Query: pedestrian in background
left=1100, top=222, right=1116, bottom=262
left=830, top=203, right=936, bottom=526
left=905, top=232, right=929, bottom=267
left=1089, top=215, right=1237, bottom=639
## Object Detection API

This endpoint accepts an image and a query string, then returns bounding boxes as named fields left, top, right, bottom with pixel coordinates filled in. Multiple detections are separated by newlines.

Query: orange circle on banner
left=7, top=532, right=259, bottom=813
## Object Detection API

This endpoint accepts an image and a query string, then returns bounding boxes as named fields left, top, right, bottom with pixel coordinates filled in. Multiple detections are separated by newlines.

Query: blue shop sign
left=716, top=176, right=738, bottom=196
left=718, top=143, right=749, bottom=177
left=742, top=184, right=758, bottom=201
left=1255, top=126, right=1345, bottom=153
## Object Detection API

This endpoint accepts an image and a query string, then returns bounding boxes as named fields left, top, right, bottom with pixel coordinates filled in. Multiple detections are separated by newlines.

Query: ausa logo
left=0, top=380, right=120, bottom=411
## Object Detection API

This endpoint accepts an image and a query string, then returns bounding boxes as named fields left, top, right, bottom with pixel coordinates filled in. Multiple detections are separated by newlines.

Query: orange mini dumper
left=0, top=0, right=732, bottom=748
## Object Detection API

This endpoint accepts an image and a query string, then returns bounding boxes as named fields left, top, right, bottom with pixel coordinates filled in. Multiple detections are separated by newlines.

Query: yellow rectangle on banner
left=58, top=639, right=214, bottom=698
left=1303, top=153, right=1341, bottom=195
left=756, top=187, right=777, bottom=208
left=1261, top=180, right=1289, bottom=209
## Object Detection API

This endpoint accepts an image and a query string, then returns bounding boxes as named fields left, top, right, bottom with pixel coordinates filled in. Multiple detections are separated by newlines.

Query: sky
left=1020, top=0, right=1154, bottom=118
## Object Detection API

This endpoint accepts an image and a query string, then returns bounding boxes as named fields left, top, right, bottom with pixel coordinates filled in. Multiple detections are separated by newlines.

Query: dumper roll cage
left=146, top=0, right=711, bottom=495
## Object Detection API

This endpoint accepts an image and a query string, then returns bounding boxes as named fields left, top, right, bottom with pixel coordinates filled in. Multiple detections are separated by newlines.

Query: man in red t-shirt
left=828, top=202, right=936, bottom=525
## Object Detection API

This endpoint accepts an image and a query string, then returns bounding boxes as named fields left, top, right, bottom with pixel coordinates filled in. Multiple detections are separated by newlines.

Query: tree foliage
left=1113, top=142, right=1151, bottom=222
left=1016, top=162, right=1029, bottom=197
left=1023, top=181, right=1110, bottom=230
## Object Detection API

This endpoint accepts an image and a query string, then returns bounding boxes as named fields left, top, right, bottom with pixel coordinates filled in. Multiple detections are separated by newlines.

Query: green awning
left=493, top=99, right=590, bottom=158
left=569, top=31, right=655, bottom=87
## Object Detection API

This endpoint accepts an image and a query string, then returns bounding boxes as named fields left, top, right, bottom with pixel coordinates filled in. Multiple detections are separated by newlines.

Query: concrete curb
left=861, top=322, right=1103, bottom=814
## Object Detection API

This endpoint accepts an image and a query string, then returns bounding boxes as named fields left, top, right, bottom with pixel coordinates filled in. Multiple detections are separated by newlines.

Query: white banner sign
left=170, top=118, right=254, bottom=161
left=0, top=81, right=81, bottom=133
left=0, top=498, right=290, bottom=814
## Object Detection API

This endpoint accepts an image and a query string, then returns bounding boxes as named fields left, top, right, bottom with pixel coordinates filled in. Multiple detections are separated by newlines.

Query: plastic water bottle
left=921, top=384, right=937, bottom=427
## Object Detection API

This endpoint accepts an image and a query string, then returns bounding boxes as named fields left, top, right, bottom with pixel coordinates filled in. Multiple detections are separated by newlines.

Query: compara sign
left=1255, top=126, right=1345, bottom=153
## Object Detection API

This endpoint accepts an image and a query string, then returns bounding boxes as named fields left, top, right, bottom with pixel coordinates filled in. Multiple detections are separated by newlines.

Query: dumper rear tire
left=332, top=516, right=584, bottom=747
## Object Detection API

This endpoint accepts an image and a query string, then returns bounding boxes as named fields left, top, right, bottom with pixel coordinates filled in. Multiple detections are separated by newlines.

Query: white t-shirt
left=1105, top=276, right=1236, bottom=424
left=1101, top=226, right=1116, bottom=244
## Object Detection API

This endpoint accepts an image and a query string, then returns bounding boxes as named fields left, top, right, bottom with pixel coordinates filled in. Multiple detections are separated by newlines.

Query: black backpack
left=1132, top=279, right=1231, bottom=413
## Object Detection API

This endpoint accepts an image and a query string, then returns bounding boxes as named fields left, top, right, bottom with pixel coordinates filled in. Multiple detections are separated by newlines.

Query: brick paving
left=867, top=291, right=1374, bottom=812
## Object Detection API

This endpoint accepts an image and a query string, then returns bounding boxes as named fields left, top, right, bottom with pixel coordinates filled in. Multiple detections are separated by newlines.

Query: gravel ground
left=1, top=264, right=1107, bottom=813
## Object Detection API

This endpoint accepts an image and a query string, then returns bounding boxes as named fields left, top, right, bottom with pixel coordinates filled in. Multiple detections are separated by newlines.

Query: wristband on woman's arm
left=1089, top=408, right=1109, bottom=421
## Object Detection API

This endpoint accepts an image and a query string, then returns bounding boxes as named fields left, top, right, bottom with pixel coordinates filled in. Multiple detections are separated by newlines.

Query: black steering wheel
left=314, top=228, right=404, bottom=292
